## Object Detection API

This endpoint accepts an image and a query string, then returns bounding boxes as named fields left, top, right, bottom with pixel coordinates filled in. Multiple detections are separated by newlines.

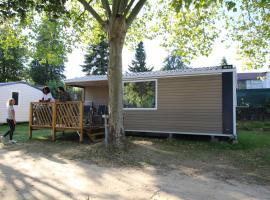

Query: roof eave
left=65, top=68, right=236, bottom=85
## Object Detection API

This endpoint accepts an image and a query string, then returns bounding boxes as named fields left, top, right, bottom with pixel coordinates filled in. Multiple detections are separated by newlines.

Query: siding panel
left=124, top=75, right=222, bottom=133
left=84, top=86, right=109, bottom=107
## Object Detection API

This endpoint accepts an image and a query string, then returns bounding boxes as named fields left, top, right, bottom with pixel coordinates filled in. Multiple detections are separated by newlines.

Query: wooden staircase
left=84, top=126, right=105, bottom=143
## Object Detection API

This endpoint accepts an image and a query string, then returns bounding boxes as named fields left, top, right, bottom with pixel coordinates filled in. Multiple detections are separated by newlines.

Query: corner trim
left=233, top=70, right=237, bottom=139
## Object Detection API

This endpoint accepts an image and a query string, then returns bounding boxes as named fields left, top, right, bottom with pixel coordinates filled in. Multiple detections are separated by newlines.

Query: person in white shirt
left=0, top=98, right=16, bottom=143
left=40, top=86, right=55, bottom=102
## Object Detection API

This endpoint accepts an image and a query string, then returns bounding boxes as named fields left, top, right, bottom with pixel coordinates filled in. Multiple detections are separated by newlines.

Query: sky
left=64, top=38, right=245, bottom=80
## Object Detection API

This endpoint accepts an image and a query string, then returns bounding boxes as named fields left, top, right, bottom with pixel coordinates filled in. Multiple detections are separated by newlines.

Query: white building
left=0, top=82, right=42, bottom=123
left=237, top=72, right=270, bottom=89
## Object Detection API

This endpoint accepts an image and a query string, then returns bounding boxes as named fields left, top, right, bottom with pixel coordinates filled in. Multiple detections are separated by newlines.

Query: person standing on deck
left=57, top=86, right=72, bottom=102
left=40, top=86, right=55, bottom=102
left=57, top=87, right=72, bottom=129
left=0, top=98, right=16, bottom=144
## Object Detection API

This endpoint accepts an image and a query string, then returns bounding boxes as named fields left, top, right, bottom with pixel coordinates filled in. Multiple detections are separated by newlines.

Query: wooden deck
left=29, top=101, right=105, bottom=142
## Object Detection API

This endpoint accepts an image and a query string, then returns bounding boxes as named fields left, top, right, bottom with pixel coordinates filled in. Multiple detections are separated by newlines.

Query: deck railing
left=29, top=101, right=84, bottom=142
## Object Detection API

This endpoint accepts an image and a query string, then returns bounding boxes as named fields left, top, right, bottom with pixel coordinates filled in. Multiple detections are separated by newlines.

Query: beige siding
left=124, top=74, right=222, bottom=133
left=84, top=86, right=109, bottom=107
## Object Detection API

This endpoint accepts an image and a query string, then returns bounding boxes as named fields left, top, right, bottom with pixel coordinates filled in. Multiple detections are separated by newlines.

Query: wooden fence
left=29, top=101, right=84, bottom=142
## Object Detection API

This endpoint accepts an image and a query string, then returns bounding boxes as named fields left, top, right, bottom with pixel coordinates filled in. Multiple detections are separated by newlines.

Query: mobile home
left=65, top=66, right=237, bottom=139
left=0, top=82, right=42, bottom=123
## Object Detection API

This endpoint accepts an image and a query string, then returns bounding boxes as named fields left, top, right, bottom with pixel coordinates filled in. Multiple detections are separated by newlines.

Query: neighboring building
left=0, top=82, right=42, bottom=123
left=237, top=72, right=270, bottom=89
left=65, top=66, right=237, bottom=140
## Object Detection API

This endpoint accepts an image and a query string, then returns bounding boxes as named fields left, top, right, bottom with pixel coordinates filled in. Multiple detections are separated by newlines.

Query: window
left=123, top=80, right=157, bottom=109
left=246, top=80, right=263, bottom=89
left=12, top=92, right=19, bottom=105
left=237, top=80, right=247, bottom=89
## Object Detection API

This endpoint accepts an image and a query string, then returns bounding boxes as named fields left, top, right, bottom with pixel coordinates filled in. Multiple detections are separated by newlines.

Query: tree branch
left=119, top=0, right=128, bottom=14
left=74, top=9, right=87, bottom=25
left=124, top=0, right=135, bottom=17
left=77, top=0, right=105, bottom=27
left=112, top=0, right=121, bottom=16
left=101, top=0, right=111, bottom=18
left=126, top=0, right=146, bottom=27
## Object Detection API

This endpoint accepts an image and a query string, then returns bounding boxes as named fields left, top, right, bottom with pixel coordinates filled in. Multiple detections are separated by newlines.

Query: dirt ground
left=1, top=140, right=270, bottom=200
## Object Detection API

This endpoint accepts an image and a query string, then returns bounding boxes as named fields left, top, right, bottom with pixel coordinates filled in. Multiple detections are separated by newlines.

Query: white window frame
left=123, top=79, right=158, bottom=111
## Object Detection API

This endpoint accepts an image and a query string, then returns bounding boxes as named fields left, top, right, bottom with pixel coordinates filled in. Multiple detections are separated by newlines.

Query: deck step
left=89, top=134, right=104, bottom=143
left=91, top=132, right=105, bottom=136
left=92, top=138, right=104, bottom=143
left=84, top=127, right=105, bottom=143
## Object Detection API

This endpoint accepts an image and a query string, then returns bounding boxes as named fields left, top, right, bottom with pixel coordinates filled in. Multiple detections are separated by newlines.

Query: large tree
left=82, top=39, right=109, bottom=75
left=28, top=15, right=68, bottom=84
left=129, top=41, right=153, bottom=72
left=29, top=60, right=65, bottom=85
left=1, top=0, right=269, bottom=146
left=0, top=46, right=26, bottom=82
left=0, top=21, right=27, bottom=82
left=31, top=15, right=70, bottom=67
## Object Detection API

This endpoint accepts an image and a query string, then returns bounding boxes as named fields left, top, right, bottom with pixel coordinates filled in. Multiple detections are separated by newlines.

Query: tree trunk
left=107, top=16, right=126, bottom=147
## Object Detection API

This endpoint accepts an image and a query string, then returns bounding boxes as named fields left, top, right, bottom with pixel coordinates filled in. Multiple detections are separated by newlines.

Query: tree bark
left=107, top=15, right=126, bottom=147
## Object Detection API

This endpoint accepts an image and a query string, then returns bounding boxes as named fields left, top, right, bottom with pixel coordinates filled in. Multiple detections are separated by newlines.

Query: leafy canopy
left=0, top=0, right=230, bottom=65
left=27, top=14, right=68, bottom=85
left=0, top=0, right=269, bottom=69
left=224, top=0, right=270, bottom=69
left=29, top=60, right=65, bottom=85
left=30, top=14, right=72, bottom=66
left=0, top=20, right=28, bottom=82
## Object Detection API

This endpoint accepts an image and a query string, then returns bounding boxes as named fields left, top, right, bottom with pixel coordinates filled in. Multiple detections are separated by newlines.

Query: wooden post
left=79, top=101, right=84, bottom=143
left=29, top=103, right=33, bottom=139
left=52, top=103, right=57, bottom=141
left=102, top=115, right=109, bottom=147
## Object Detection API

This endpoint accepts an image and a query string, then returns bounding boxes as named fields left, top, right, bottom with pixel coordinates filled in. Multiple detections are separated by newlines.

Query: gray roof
left=65, top=65, right=236, bottom=84
left=0, top=81, right=41, bottom=90
left=237, top=72, right=267, bottom=81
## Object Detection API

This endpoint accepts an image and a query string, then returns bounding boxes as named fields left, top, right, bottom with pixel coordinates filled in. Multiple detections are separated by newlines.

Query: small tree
left=220, top=57, right=228, bottom=65
left=129, top=41, right=153, bottom=73
left=162, top=54, right=187, bottom=71
left=81, top=40, right=109, bottom=75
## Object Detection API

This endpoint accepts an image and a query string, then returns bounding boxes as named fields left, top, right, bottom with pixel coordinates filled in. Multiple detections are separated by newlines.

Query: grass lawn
left=1, top=121, right=270, bottom=185
left=0, top=123, right=51, bottom=142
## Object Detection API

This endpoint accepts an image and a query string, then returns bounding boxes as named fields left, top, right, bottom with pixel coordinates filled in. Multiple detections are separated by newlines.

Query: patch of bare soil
left=0, top=139, right=270, bottom=200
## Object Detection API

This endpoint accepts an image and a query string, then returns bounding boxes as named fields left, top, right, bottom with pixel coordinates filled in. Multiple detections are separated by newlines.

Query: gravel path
left=1, top=148, right=270, bottom=200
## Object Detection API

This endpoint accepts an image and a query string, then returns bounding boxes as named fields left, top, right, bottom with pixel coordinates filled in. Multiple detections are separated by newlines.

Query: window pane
left=124, top=81, right=156, bottom=108
left=237, top=80, right=246, bottom=89
left=12, top=92, right=19, bottom=105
